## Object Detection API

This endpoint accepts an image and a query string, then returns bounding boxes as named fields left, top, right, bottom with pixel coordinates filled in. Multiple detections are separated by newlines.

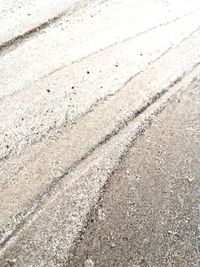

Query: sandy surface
left=1, top=1, right=200, bottom=266
left=1, top=58, right=200, bottom=267
left=1, top=26, right=200, bottom=255
left=0, top=0, right=91, bottom=45
left=69, top=76, right=200, bottom=267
